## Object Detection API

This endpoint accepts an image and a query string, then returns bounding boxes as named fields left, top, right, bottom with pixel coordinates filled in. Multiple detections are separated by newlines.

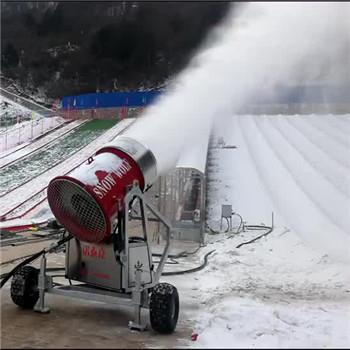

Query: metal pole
left=157, top=177, right=161, bottom=237
left=34, top=253, right=50, bottom=313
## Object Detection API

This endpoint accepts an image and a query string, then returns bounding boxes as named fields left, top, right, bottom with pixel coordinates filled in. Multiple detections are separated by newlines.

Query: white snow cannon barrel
left=47, top=136, right=157, bottom=243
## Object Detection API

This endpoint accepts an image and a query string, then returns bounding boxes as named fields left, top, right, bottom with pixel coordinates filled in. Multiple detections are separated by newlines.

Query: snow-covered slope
left=208, top=114, right=350, bottom=264
left=175, top=228, right=350, bottom=348
left=0, top=95, right=32, bottom=122
left=0, top=95, right=64, bottom=152
left=169, top=114, right=350, bottom=348
left=0, top=118, right=135, bottom=227
left=0, top=120, right=85, bottom=168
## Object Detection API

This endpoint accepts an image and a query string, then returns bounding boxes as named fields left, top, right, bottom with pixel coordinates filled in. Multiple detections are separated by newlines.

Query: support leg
left=34, top=253, right=50, bottom=313
left=128, top=268, right=146, bottom=331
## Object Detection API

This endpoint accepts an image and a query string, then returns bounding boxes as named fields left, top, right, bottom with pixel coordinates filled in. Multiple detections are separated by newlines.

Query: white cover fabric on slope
left=211, top=114, right=350, bottom=264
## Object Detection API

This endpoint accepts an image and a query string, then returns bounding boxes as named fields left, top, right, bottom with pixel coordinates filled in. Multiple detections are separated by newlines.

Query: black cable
left=236, top=226, right=273, bottom=248
left=1, top=213, right=271, bottom=288
left=207, top=215, right=242, bottom=236
left=206, top=223, right=221, bottom=234
left=244, top=225, right=270, bottom=230
left=7, top=234, right=61, bottom=247
left=208, top=210, right=273, bottom=246
left=206, top=219, right=229, bottom=234
left=0, top=266, right=66, bottom=280
left=206, top=211, right=245, bottom=235
left=177, top=245, right=202, bottom=257
left=1, top=242, right=212, bottom=287
left=161, top=250, right=215, bottom=276
left=1, top=253, right=39, bottom=267
left=0, top=234, right=72, bottom=289
left=46, top=233, right=72, bottom=253
left=231, top=212, right=244, bottom=234
left=0, top=250, right=44, bottom=288
left=152, top=245, right=201, bottom=259
left=225, top=217, right=230, bottom=232
left=153, top=259, right=179, bottom=265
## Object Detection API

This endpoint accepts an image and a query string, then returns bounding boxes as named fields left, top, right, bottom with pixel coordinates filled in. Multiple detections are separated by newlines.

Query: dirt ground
left=1, top=236, right=199, bottom=348
left=1, top=290, right=194, bottom=349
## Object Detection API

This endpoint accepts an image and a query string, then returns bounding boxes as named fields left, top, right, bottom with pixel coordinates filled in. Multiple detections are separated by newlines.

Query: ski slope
left=0, top=87, right=54, bottom=117
left=0, top=95, right=64, bottom=152
left=0, top=120, right=85, bottom=168
left=0, top=98, right=31, bottom=126
left=0, top=118, right=134, bottom=225
left=207, top=114, right=350, bottom=263
left=0, top=120, right=113, bottom=196
left=176, top=113, right=350, bottom=348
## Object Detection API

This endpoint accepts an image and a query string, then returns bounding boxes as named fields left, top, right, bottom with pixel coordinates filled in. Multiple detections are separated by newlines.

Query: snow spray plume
left=124, top=2, right=349, bottom=175
left=122, top=2, right=350, bottom=263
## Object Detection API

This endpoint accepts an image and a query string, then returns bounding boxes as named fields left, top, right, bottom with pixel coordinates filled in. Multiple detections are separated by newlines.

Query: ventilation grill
left=48, top=179, right=107, bottom=242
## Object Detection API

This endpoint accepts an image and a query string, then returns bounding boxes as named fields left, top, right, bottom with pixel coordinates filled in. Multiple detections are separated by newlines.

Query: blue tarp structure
left=61, top=91, right=162, bottom=110
left=61, top=85, right=349, bottom=111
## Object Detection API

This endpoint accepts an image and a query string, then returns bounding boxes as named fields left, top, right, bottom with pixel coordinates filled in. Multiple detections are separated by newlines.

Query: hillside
left=1, top=1, right=230, bottom=100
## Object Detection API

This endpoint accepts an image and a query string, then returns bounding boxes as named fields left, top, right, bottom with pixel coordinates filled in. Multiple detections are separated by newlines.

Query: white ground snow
left=0, top=95, right=64, bottom=153
left=167, top=114, right=350, bottom=348
left=179, top=230, right=350, bottom=348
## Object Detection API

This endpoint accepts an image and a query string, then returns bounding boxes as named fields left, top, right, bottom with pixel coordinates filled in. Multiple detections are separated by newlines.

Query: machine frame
left=33, top=184, right=173, bottom=331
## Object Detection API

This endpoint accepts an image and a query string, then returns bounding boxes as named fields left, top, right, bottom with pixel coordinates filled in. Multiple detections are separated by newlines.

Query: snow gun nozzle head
left=47, top=136, right=157, bottom=243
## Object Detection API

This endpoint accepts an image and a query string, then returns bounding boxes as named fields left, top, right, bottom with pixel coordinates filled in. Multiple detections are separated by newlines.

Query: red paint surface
left=191, top=333, right=199, bottom=341
left=47, top=147, right=145, bottom=243
left=82, top=244, right=106, bottom=259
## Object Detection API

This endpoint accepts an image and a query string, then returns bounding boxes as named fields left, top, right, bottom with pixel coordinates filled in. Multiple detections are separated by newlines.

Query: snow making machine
left=9, top=136, right=179, bottom=333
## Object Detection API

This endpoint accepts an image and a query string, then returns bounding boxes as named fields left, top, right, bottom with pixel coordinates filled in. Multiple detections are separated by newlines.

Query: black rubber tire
left=150, top=282, right=179, bottom=334
left=10, top=266, right=39, bottom=309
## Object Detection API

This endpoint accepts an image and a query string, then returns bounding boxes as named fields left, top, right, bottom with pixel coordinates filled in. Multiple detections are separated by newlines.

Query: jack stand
left=128, top=267, right=146, bottom=331
left=34, top=253, right=50, bottom=314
